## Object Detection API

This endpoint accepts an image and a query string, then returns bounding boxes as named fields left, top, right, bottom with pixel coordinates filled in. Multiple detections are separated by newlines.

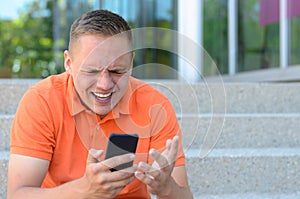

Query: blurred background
left=0, top=0, right=299, bottom=81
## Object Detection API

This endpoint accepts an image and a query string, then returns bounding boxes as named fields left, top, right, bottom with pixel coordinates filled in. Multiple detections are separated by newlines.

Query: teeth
left=94, top=92, right=111, bottom=98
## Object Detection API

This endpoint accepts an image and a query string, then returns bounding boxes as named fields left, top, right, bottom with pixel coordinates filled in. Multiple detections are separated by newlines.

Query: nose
left=96, top=70, right=114, bottom=90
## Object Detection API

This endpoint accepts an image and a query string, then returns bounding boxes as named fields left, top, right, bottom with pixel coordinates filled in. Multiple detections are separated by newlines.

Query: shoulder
left=19, top=72, right=72, bottom=114
left=26, top=72, right=70, bottom=101
left=129, top=77, right=169, bottom=103
left=128, top=77, right=177, bottom=118
left=31, top=72, right=70, bottom=95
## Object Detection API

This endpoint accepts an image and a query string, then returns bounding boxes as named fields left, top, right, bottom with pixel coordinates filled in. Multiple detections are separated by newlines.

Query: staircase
left=1, top=79, right=300, bottom=198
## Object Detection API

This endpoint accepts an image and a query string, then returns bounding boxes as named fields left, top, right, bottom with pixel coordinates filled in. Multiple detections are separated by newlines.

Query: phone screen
left=105, top=133, right=139, bottom=171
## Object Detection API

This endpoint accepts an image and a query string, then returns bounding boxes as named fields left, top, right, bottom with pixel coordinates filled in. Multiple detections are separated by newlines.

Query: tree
left=0, top=0, right=65, bottom=78
left=13, top=0, right=60, bottom=78
left=0, top=20, right=16, bottom=77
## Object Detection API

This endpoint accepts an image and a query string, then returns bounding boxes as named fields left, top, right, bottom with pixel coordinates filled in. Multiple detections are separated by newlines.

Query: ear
left=130, top=51, right=135, bottom=69
left=64, top=50, right=72, bottom=74
left=132, top=51, right=135, bottom=63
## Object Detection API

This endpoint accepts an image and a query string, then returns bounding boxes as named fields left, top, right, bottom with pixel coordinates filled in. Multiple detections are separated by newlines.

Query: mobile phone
left=105, top=133, right=139, bottom=172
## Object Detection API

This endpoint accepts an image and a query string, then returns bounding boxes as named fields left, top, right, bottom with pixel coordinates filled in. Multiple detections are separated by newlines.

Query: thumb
left=87, top=149, right=103, bottom=164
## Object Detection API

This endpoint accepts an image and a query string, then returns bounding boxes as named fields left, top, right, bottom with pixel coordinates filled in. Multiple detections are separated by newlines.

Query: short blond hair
left=69, top=10, right=132, bottom=51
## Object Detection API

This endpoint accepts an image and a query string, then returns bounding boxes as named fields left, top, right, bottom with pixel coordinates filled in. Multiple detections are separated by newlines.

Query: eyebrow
left=80, top=66, right=102, bottom=71
left=81, top=65, right=129, bottom=72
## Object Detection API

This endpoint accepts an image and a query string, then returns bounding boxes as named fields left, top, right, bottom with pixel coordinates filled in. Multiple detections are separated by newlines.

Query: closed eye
left=108, top=69, right=127, bottom=75
left=80, top=66, right=101, bottom=74
left=78, top=69, right=100, bottom=76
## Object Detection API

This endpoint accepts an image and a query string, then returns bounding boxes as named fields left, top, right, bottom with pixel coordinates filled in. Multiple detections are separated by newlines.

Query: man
left=8, top=10, right=193, bottom=199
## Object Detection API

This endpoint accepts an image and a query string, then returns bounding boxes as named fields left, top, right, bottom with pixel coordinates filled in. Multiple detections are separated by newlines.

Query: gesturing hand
left=134, top=136, right=179, bottom=197
left=79, top=149, right=136, bottom=199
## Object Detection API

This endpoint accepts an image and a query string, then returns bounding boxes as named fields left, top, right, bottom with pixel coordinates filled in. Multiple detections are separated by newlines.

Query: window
left=100, top=0, right=178, bottom=79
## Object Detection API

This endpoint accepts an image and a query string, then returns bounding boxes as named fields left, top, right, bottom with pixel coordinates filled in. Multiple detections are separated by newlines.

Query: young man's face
left=64, top=34, right=133, bottom=117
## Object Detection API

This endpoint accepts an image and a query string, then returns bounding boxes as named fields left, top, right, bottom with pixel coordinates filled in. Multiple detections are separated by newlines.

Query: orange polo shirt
left=10, top=72, right=185, bottom=198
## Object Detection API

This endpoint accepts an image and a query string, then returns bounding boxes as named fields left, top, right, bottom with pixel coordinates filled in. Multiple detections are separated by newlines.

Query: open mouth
left=93, top=92, right=113, bottom=104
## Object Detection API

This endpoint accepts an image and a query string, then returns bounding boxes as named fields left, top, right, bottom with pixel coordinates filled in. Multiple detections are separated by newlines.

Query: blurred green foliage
left=0, top=0, right=63, bottom=78
left=1, top=0, right=300, bottom=78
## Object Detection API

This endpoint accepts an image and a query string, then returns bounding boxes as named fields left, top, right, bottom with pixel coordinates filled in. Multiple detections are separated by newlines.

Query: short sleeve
left=10, top=87, right=56, bottom=160
left=149, top=98, right=185, bottom=167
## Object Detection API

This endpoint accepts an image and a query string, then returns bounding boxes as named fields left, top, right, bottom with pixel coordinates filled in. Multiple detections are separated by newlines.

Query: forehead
left=72, top=34, right=132, bottom=66
left=74, top=34, right=132, bottom=53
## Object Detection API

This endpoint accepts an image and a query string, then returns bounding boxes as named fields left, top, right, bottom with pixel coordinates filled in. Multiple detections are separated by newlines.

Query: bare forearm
left=9, top=178, right=86, bottom=199
left=156, top=177, right=193, bottom=199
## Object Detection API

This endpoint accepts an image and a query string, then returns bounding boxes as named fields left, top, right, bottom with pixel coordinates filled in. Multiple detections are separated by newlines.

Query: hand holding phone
left=105, top=133, right=139, bottom=172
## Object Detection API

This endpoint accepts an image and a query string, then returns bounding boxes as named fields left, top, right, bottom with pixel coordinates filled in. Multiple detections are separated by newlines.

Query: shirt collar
left=67, top=74, right=133, bottom=118
left=66, top=74, right=86, bottom=116
left=113, top=78, right=132, bottom=116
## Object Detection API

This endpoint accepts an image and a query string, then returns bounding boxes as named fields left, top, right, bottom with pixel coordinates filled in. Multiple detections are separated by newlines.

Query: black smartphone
left=105, top=133, right=139, bottom=172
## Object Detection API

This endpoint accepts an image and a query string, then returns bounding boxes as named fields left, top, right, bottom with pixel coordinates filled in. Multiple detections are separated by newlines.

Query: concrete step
left=1, top=79, right=300, bottom=114
left=151, top=81, right=300, bottom=114
left=185, top=148, right=300, bottom=196
left=2, top=79, right=300, bottom=198
left=1, top=149, right=300, bottom=198
left=179, top=114, right=300, bottom=150
left=0, top=115, right=13, bottom=151
left=153, top=192, right=300, bottom=199
left=0, top=151, right=9, bottom=199
left=2, top=114, right=300, bottom=151
left=0, top=79, right=38, bottom=114
left=195, top=192, right=300, bottom=199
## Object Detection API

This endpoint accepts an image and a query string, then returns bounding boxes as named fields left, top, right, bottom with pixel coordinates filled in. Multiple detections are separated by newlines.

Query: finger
left=165, top=139, right=172, bottom=152
left=150, top=149, right=169, bottom=170
left=137, top=162, right=161, bottom=180
left=87, top=149, right=104, bottom=164
left=101, top=153, right=135, bottom=171
left=92, top=165, right=136, bottom=190
left=168, top=136, right=179, bottom=164
left=120, top=163, right=138, bottom=174
left=172, top=135, right=179, bottom=149
left=114, top=176, right=135, bottom=189
left=106, top=175, right=136, bottom=190
left=135, top=171, right=157, bottom=188
left=151, top=136, right=180, bottom=170
left=98, top=175, right=135, bottom=195
left=108, top=164, right=137, bottom=181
